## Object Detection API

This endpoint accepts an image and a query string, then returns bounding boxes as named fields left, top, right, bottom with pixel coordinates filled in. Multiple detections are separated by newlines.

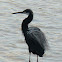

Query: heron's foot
left=37, top=55, right=38, bottom=62
left=29, top=60, right=30, bottom=62
left=37, top=59, right=38, bottom=62
left=37, top=60, right=38, bottom=62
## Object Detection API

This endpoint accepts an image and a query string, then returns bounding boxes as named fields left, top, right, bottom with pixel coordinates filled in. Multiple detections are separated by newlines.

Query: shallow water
left=0, top=0, right=62, bottom=62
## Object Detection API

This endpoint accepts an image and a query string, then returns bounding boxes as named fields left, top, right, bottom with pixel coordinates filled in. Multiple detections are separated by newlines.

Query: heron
left=12, top=9, right=48, bottom=62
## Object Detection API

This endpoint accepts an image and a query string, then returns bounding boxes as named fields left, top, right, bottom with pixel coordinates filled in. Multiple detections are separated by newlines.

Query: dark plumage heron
left=12, top=9, right=48, bottom=62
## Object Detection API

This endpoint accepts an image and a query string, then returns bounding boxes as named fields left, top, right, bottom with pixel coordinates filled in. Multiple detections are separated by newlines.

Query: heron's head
left=12, top=9, right=33, bottom=15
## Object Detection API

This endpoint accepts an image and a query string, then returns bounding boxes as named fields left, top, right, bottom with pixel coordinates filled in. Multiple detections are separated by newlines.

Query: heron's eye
left=23, top=11, right=29, bottom=15
left=23, top=11, right=26, bottom=13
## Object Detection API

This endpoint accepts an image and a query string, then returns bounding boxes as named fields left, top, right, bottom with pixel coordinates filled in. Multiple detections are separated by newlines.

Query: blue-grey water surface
left=0, top=0, right=62, bottom=62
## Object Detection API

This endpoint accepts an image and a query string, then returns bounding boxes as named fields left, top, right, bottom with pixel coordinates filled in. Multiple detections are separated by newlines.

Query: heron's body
left=25, top=27, right=45, bottom=57
left=12, top=9, right=48, bottom=62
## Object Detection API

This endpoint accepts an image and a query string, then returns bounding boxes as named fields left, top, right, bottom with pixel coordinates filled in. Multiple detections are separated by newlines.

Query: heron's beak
left=12, top=12, right=23, bottom=14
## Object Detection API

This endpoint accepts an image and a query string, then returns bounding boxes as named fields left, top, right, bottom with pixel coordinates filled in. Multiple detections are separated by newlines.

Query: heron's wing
left=27, top=27, right=48, bottom=50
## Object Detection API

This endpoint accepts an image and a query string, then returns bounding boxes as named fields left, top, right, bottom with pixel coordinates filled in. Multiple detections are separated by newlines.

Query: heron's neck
left=22, top=13, right=33, bottom=34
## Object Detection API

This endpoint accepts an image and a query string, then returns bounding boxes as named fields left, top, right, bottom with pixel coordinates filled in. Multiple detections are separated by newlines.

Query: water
left=0, top=0, right=62, bottom=62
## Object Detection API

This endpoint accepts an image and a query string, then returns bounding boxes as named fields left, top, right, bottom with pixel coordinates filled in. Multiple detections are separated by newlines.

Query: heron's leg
left=29, top=52, right=31, bottom=62
left=37, top=55, right=38, bottom=62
